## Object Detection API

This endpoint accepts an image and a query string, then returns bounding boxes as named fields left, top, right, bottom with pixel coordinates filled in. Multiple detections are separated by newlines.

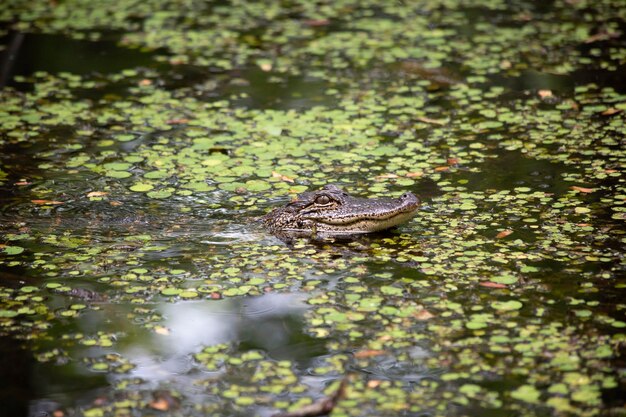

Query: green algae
left=0, top=0, right=625, bottom=416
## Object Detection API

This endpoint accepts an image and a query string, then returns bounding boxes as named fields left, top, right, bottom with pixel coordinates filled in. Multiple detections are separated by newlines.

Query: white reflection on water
left=123, top=292, right=309, bottom=382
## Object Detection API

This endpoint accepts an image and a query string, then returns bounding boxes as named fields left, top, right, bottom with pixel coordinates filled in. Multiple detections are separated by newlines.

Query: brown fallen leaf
left=496, top=229, right=514, bottom=239
left=585, top=31, right=621, bottom=43
left=14, top=181, right=31, bottom=186
left=149, top=391, right=180, bottom=412
left=354, top=349, right=386, bottom=359
left=109, top=201, right=123, bottom=206
left=601, top=107, right=621, bottom=116
left=405, top=171, right=424, bottom=178
left=272, top=171, right=295, bottom=183
left=538, top=89, right=553, bottom=99
left=480, top=282, right=507, bottom=289
left=416, top=116, right=446, bottom=125
left=166, top=118, right=190, bottom=125
left=375, top=173, right=399, bottom=179
left=272, top=378, right=347, bottom=417
left=570, top=186, right=595, bottom=193
left=31, top=199, right=64, bottom=205
left=434, top=166, right=450, bottom=172
left=413, top=309, right=435, bottom=321
left=149, top=398, right=169, bottom=411
left=303, top=19, right=330, bottom=27
left=377, top=334, right=392, bottom=342
left=86, top=191, right=108, bottom=197
left=447, top=158, right=459, bottom=165
left=367, top=380, right=382, bottom=389
left=93, top=396, right=107, bottom=406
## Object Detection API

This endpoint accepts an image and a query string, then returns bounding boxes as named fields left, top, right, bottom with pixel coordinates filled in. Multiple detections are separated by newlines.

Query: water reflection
left=124, top=292, right=322, bottom=382
left=21, top=293, right=324, bottom=415
left=491, top=69, right=573, bottom=93
left=0, top=32, right=156, bottom=88
left=461, top=149, right=573, bottom=195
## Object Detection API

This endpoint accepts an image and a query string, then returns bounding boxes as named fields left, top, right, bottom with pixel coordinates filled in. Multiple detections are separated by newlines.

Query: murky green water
left=1, top=1, right=625, bottom=416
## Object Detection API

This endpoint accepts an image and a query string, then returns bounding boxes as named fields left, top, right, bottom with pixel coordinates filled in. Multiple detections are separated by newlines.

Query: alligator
left=262, top=184, right=420, bottom=235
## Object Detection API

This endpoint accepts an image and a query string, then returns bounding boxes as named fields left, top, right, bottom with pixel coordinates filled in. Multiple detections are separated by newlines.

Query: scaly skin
left=262, top=185, right=420, bottom=235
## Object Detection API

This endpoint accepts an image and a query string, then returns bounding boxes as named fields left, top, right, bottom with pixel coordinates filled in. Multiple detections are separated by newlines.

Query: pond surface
left=1, top=1, right=625, bottom=416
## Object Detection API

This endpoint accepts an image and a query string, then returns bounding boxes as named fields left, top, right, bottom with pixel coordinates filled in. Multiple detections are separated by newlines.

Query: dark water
left=0, top=32, right=156, bottom=88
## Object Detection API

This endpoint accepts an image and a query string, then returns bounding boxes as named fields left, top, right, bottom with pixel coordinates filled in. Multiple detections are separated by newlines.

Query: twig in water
left=271, top=378, right=348, bottom=417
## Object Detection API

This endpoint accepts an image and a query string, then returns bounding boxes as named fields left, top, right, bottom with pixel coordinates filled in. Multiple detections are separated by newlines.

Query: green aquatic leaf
left=511, top=384, right=541, bottom=404
left=103, top=162, right=132, bottom=171
left=144, top=170, right=169, bottom=179
left=105, top=170, right=132, bottom=179
left=380, top=286, right=404, bottom=296
left=3, top=246, right=24, bottom=255
left=491, top=300, right=523, bottom=311
left=244, top=180, right=271, bottom=192
left=180, top=291, right=199, bottom=298
left=490, top=274, right=518, bottom=285
left=147, top=190, right=172, bottom=199
left=161, top=288, right=182, bottom=296
left=129, top=182, right=154, bottom=192
left=0, top=310, right=18, bottom=318
left=116, top=134, right=135, bottom=142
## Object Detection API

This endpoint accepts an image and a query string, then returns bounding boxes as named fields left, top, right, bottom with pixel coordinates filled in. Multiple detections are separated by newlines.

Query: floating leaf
left=511, top=385, right=541, bottom=404
left=3, top=246, right=24, bottom=255
left=31, top=200, right=63, bottom=205
left=570, top=186, right=595, bottom=193
left=86, top=191, right=108, bottom=197
left=496, top=229, right=514, bottom=239
left=129, top=182, right=154, bottom=192
left=161, top=288, right=182, bottom=296
left=491, top=300, right=523, bottom=311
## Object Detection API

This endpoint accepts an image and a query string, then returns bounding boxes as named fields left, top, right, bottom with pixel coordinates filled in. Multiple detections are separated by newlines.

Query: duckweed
left=1, top=0, right=625, bottom=416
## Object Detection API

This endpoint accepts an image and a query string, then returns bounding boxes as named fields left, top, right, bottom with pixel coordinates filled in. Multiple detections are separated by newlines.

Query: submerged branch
left=271, top=378, right=348, bottom=417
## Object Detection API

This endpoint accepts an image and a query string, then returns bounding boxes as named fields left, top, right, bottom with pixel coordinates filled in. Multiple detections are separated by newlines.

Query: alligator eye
left=315, top=195, right=331, bottom=205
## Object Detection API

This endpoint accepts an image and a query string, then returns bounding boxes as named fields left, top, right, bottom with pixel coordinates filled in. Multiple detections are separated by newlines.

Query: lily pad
left=491, top=300, right=523, bottom=311
left=129, top=182, right=154, bottom=192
